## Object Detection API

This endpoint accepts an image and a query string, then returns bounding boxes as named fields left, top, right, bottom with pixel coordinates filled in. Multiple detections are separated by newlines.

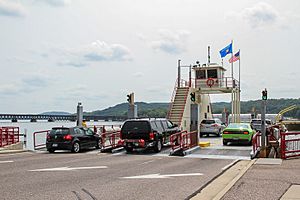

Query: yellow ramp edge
left=199, top=141, right=210, bottom=147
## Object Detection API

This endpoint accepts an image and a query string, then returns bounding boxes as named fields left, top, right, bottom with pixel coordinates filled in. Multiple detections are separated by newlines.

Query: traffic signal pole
left=260, top=89, right=267, bottom=157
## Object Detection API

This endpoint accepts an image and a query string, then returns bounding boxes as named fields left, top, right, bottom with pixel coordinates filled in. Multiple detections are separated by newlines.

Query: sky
left=0, top=0, right=299, bottom=113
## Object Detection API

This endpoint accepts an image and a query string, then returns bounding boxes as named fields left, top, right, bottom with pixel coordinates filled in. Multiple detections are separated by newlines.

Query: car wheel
left=96, top=139, right=102, bottom=149
left=48, top=149, right=55, bottom=153
left=125, top=146, right=133, bottom=153
left=72, top=142, right=80, bottom=153
left=154, top=138, right=162, bottom=153
left=223, top=140, right=227, bottom=146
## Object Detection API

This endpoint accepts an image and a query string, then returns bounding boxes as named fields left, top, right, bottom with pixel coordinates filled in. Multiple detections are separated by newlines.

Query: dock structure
left=167, top=60, right=241, bottom=132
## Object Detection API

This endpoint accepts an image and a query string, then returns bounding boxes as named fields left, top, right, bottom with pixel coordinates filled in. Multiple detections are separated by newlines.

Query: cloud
left=53, top=40, right=132, bottom=67
left=83, top=41, right=132, bottom=62
left=132, top=72, right=144, bottom=78
left=0, top=83, right=20, bottom=96
left=0, top=0, right=26, bottom=17
left=36, top=0, right=71, bottom=7
left=149, top=30, right=190, bottom=54
left=226, top=2, right=281, bottom=29
left=242, top=2, right=279, bottom=28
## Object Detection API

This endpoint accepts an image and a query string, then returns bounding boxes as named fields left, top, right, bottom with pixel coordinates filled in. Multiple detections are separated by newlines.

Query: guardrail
left=170, top=131, right=198, bottom=155
left=252, top=131, right=261, bottom=158
left=0, top=126, right=19, bottom=147
left=33, top=130, right=50, bottom=150
left=100, top=131, right=122, bottom=152
left=281, top=131, right=300, bottom=159
left=90, top=124, right=122, bottom=134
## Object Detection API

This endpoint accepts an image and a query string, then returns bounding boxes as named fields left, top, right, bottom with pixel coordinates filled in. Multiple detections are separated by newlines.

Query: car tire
left=96, top=139, right=102, bottom=149
left=72, top=142, right=80, bottom=153
left=125, top=146, right=133, bottom=153
left=223, top=140, right=228, bottom=146
left=154, top=138, right=162, bottom=153
left=48, top=149, right=55, bottom=153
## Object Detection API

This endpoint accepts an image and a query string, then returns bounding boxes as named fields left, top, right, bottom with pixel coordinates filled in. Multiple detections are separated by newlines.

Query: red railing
left=89, top=124, right=122, bottom=134
left=170, top=131, right=198, bottom=153
left=0, top=127, right=19, bottom=147
left=252, top=131, right=261, bottom=158
left=100, top=131, right=122, bottom=151
left=281, top=131, right=300, bottom=159
left=33, top=130, right=50, bottom=150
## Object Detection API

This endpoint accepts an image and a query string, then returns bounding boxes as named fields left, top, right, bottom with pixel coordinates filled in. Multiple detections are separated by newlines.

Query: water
left=0, top=120, right=123, bottom=150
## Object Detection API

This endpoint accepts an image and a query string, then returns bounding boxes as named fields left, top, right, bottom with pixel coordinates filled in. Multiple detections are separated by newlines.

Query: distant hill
left=41, top=111, right=72, bottom=115
left=86, top=98, right=300, bottom=119
left=86, top=102, right=169, bottom=118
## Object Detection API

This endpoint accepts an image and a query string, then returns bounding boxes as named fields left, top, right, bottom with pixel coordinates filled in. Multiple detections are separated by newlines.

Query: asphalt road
left=0, top=149, right=235, bottom=200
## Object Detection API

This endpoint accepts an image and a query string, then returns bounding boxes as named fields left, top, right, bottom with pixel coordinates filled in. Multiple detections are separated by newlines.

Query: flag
left=219, top=43, right=232, bottom=58
left=229, top=51, right=240, bottom=63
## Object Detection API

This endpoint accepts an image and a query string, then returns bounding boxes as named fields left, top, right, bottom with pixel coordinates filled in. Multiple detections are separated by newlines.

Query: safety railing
left=89, top=124, right=122, bottom=134
left=281, top=131, right=300, bottom=159
left=100, top=131, right=122, bottom=152
left=33, top=130, right=50, bottom=150
left=0, top=126, right=19, bottom=147
left=252, top=131, right=261, bottom=158
left=170, top=131, right=198, bottom=155
left=195, top=77, right=239, bottom=89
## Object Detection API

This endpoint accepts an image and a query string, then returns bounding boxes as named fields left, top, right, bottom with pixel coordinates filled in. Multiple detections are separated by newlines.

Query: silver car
left=200, top=118, right=226, bottom=137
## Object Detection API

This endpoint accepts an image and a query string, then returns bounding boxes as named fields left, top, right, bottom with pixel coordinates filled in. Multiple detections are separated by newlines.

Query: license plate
left=52, top=143, right=58, bottom=147
left=233, top=138, right=239, bottom=140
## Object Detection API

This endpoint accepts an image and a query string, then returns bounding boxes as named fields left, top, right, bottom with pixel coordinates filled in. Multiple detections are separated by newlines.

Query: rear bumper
left=46, top=141, right=73, bottom=150
left=123, top=139, right=156, bottom=149
left=222, top=135, right=251, bottom=143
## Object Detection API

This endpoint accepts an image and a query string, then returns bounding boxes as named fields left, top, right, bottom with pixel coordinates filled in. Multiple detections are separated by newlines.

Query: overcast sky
left=0, top=0, right=299, bottom=113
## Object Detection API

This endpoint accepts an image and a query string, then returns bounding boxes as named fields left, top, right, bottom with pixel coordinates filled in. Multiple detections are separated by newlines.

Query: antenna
left=208, top=46, right=211, bottom=65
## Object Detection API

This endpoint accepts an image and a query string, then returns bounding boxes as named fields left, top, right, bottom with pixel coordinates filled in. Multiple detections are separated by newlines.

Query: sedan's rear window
left=122, top=121, right=151, bottom=133
left=201, top=120, right=215, bottom=124
left=227, top=124, right=249, bottom=129
left=50, top=128, right=69, bottom=135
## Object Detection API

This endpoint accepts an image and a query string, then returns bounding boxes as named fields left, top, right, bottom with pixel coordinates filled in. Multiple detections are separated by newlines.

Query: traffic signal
left=127, top=94, right=131, bottom=103
left=190, top=92, right=195, bottom=102
left=262, top=89, right=267, bottom=100
left=127, top=93, right=134, bottom=105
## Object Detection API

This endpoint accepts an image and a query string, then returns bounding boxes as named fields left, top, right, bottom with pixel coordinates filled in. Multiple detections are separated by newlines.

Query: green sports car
left=222, top=123, right=255, bottom=145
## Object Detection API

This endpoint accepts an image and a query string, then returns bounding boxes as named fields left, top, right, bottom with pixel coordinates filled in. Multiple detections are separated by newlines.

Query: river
left=0, top=120, right=123, bottom=150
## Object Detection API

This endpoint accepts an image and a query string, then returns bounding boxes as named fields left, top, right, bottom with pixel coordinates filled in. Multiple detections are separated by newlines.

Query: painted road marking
left=0, top=160, right=14, bottom=164
left=29, top=166, right=108, bottom=172
left=122, top=173, right=203, bottom=179
left=139, top=160, right=155, bottom=165
left=185, top=154, right=250, bottom=160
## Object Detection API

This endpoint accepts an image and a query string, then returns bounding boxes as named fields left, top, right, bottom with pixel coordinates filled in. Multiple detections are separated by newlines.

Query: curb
left=191, top=159, right=256, bottom=200
left=0, top=149, right=29, bottom=154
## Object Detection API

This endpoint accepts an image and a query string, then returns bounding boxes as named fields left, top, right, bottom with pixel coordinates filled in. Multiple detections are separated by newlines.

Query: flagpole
left=231, top=40, right=234, bottom=123
left=238, top=49, right=241, bottom=122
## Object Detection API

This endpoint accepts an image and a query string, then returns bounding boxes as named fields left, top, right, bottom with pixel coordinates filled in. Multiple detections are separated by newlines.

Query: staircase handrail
left=167, top=79, right=178, bottom=119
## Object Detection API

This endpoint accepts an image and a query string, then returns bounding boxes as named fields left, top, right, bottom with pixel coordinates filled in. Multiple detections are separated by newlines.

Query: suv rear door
left=121, top=121, right=151, bottom=139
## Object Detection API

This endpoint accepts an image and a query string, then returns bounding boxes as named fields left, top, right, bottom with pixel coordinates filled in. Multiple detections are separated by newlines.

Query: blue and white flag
left=219, top=43, right=232, bottom=58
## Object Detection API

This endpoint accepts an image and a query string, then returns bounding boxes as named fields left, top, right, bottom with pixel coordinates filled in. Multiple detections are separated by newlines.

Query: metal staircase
left=168, top=87, right=190, bottom=126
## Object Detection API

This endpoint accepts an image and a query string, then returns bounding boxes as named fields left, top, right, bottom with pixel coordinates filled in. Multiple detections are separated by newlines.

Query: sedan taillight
left=63, top=134, right=73, bottom=141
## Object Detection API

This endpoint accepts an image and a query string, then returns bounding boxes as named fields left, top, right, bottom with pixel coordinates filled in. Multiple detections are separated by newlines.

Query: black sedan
left=46, top=126, right=101, bottom=153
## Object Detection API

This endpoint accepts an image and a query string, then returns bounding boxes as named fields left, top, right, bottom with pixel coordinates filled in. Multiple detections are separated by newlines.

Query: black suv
left=46, top=127, right=101, bottom=153
left=120, top=118, right=180, bottom=153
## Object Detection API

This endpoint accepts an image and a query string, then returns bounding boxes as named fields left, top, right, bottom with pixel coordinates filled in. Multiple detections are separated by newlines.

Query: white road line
left=140, top=160, right=155, bottom=165
left=222, top=159, right=239, bottom=171
left=185, top=154, right=251, bottom=160
left=122, top=173, right=203, bottom=179
left=0, top=160, right=14, bottom=164
left=29, top=166, right=108, bottom=172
